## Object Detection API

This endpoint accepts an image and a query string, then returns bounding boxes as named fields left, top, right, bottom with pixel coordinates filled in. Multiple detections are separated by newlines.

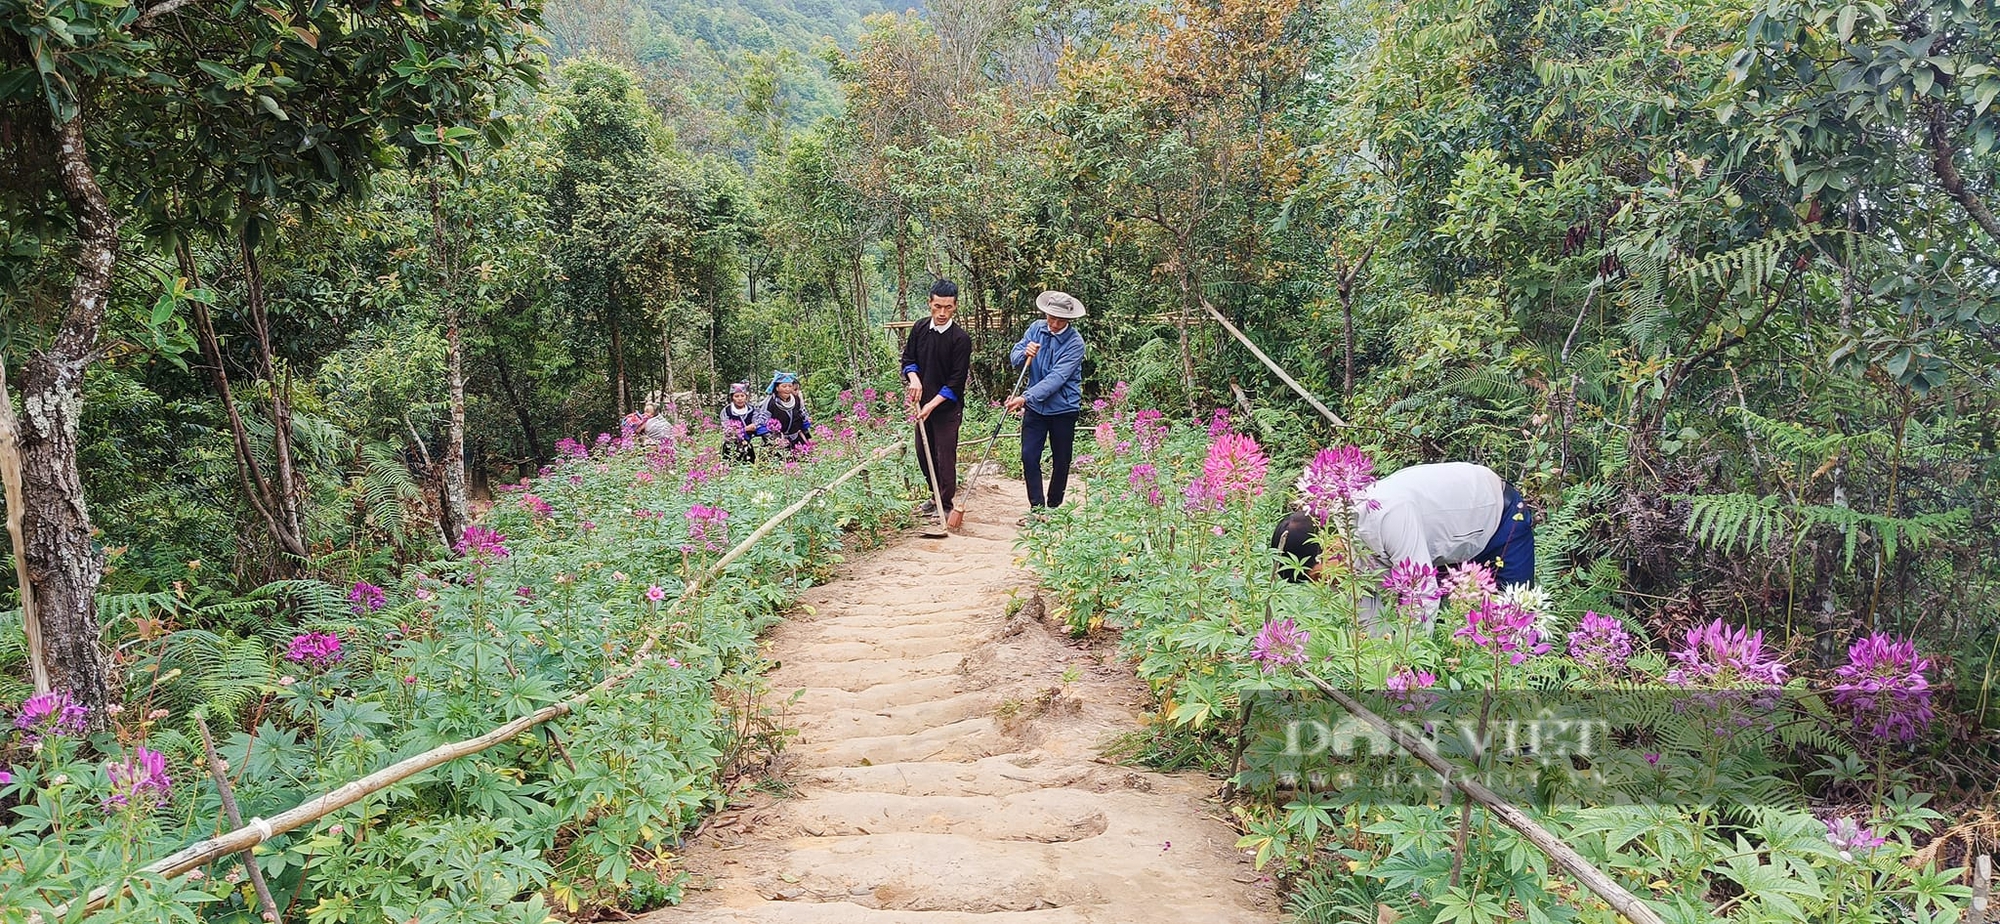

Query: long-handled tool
left=913, top=414, right=950, bottom=538
left=947, top=362, right=1032, bottom=531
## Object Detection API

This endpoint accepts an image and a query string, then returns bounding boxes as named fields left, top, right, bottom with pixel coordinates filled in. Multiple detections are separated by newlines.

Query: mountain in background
left=543, top=0, right=908, bottom=161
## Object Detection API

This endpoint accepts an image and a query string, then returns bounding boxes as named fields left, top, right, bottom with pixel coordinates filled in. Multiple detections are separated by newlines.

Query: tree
left=1, top=0, right=541, bottom=713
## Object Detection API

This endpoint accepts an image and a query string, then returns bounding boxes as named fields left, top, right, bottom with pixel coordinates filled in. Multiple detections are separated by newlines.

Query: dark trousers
left=1472, top=485, right=1536, bottom=587
left=916, top=408, right=962, bottom=512
left=1020, top=409, right=1079, bottom=509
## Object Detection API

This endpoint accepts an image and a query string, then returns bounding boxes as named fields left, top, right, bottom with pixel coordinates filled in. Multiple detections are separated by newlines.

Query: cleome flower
left=1295, top=445, right=1376, bottom=526
left=285, top=632, right=344, bottom=670
left=1566, top=611, right=1633, bottom=671
left=347, top=581, right=387, bottom=614
left=1250, top=618, right=1310, bottom=674
left=103, top=746, right=172, bottom=812
left=13, top=691, right=90, bottom=740
left=1830, top=632, right=1934, bottom=744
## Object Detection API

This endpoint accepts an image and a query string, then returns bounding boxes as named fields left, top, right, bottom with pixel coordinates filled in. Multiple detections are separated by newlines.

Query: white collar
left=929, top=319, right=954, bottom=333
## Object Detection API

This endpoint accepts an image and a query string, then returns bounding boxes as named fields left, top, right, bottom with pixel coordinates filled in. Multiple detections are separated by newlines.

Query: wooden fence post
left=195, top=715, right=283, bottom=923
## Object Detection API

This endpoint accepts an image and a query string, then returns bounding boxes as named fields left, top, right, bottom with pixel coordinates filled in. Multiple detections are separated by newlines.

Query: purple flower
left=686, top=504, right=730, bottom=551
left=1663, top=620, right=1788, bottom=688
left=104, top=747, right=171, bottom=812
left=1207, top=408, right=1232, bottom=437
left=1295, top=446, right=1376, bottom=525
left=1823, top=816, right=1886, bottom=861
left=1382, top=559, right=1442, bottom=617
left=555, top=437, right=587, bottom=458
left=1385, top=667, right=1439, bottom=713
left=1567, top=612, right=1633, bottom=671
left=1132, top=410, right=1168, bottom=452
left=455, top=526, right=510, bottom=563
left=1129, top=464, right=1159, bottom=493
left=347, top=581, right=386, bottom=614
left=1250, top=618, right=1310, bottom=673
left=14, top=691, right=89, bottom=738
left=0, top=769, right=12, bottom=785
left=1454, top=600, right=1549, bottom=665
left=1830, top=632, right=1934, bottom=744
left=1111, top=381, right=1130, bottom=406
left=285, top=632, right=344, bottom=669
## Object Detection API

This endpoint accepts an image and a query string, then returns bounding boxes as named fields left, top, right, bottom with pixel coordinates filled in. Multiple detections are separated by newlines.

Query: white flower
left=1501, top=583, right=1557, bottom=636
left=752, top=491, right=776, bottom=506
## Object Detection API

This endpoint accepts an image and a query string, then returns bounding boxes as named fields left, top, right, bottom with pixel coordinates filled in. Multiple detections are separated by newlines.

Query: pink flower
left=1197, top=433, right=1267, bottom=507
left=1663, top=620, right=1788, bottom=688
left=1207, top=408, right=1232, bottom=437
left=1567, top=612, right=1633, bottom=671
left=1250, top=618, right=1309, bottom=673
left=347, top=581, right=386, bottom=614
left=1823, top=816, right=1887, bottom=861
left=1382, top=559, right=1442, bottom=617
left=1442, top=561, right=1498, bottom=607
left=285, top=632, right=344, bottom=669
left=1385, top=667, right=1439, bottom=712
left=1454, top=601, right=1549, bottom=665
left=14, top=691, right=89, bottom=738
left=455, top=526, right=510, bottom=563
left=686, top=504, right=731, bottom=552
left=645, top=585, right=666, bottom=602
left=518, top=493, right=553, bottom=518
left=1094, top=420, right=1117, bottom=453
left=1296, top=446, right=1376, bottom=525
left=103, top=747, right=171, bottom=812
left=1831, top=632, right=1933, bottom=744
left=1132, top=410, right=1168, bottom=452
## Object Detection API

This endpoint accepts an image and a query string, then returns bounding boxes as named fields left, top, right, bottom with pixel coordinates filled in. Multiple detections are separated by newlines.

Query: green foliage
left=0, top=414, right=911, bottom=919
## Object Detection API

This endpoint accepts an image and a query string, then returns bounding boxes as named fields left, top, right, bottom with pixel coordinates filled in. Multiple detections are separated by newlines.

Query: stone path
left=640, top=475, right=1282, bottom=923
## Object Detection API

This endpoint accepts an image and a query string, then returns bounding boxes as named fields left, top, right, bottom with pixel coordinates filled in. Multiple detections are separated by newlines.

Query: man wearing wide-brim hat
left=1006, top=291, right=1088, bottom=522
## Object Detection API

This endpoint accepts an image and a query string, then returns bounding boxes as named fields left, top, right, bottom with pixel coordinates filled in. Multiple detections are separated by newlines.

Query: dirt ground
left=639, top=475, right=1284, bottom=923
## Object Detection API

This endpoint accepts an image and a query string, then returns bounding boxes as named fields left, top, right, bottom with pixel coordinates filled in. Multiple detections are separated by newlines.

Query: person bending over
left=1270, top=462, right=1534, bottom=620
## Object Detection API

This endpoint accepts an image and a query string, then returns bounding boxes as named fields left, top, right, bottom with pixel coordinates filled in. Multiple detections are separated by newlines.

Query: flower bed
left=1019, top=396, right=1975, bottom=924
left=1, top=397, right=910, bottom=922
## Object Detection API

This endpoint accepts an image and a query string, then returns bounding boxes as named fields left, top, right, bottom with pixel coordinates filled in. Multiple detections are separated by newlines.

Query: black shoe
left=917, top=499, right=938, bottom=516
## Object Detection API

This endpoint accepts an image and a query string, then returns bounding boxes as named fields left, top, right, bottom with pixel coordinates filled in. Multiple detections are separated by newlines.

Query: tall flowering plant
left=1829, top=632, right=1933, bottom=745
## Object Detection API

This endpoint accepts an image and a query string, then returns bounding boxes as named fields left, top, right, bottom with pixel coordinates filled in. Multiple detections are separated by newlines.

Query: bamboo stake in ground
left=52, top=444, right=898, bottom=922
left=1200, top=299, right=1349, bottom=429
left=1970, top=854, right=1991, bottom=924
left=1296, top=669, right=1668, bottom=924
left=195, top=715, right=283, bottom=923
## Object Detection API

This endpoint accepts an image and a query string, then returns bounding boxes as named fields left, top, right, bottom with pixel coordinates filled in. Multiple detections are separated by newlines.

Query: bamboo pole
left=1296, top=669, right=1668, bottom=924
left=0, top=358, right=50, bottom=694
left=1200, top=299, right=1349, bottom=429
left=195, top=715, right=283, bottom=923
left=1970, top=854, right=1991, bottom=924
left=50, top=444, right=899, bottom=921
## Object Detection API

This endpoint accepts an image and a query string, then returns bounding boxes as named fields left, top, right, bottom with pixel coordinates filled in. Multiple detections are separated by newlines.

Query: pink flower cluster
left=1382, top=559, right=1442, bottom=617
left=519, top=493, right=553, bottom=518
left=347, top=581, right=386, bottom=614
left=1184, top=433, right=1267, bottom=512
left=285, top=631, right=344, bottom=669
left=1443, top=561, right=1498, bottom=607
left=1454, top=600, right=1549, bottom=665
left=1128, top=464, right=1163, bottom=507
left=1823, top=816, right=1886, bottom=861
left=14, top=691, right=89, bottom=739
left=1663, top=620, right=1788, bottom=688
left=456, top=525, right=510, bottom=563
left=1250, top=618, right=1309, bottom=673
left=1830, top=632, right=1933, bottom=744
left=1566, top=612, right=1632, bottom=671
left=685, top=504, right=730, bottom=552
left=1296, top=445, right=1376, bottom=525
left=555, top=437, right=588, bottom=458
left=1207, top=408, right=1232, bottom=437
left=1132, top=410, right=1168, bottom=453
left=104, top=746, right=171, bottom=812
left=1385, top=667, right=1440, bottom=712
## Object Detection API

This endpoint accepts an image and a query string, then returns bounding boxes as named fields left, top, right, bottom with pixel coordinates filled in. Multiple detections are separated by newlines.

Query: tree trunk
left=609, top=300, right=628, bottom=419
left=18, top=115, right=118, bottom=714
left=0, top=360, right=50, bottom=694
left=852, top=247, right=870, bottom=386
left=238, top=233, right=307, bottom=563
left=894, top=210, right=911, bottom=323
left=180, top=244, right=306, bottom=560
left=428, top=171, right=469, bottom=548
left=490, top=348, right=545, bottom=467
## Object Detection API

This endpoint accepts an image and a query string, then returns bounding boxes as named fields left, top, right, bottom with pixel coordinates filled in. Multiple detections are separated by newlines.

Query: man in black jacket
left=901, top=279, right=973, bottom=524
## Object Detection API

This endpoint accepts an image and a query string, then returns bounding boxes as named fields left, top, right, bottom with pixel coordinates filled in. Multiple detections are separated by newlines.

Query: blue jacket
left=1009, top=320, right=1085, bottom=416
